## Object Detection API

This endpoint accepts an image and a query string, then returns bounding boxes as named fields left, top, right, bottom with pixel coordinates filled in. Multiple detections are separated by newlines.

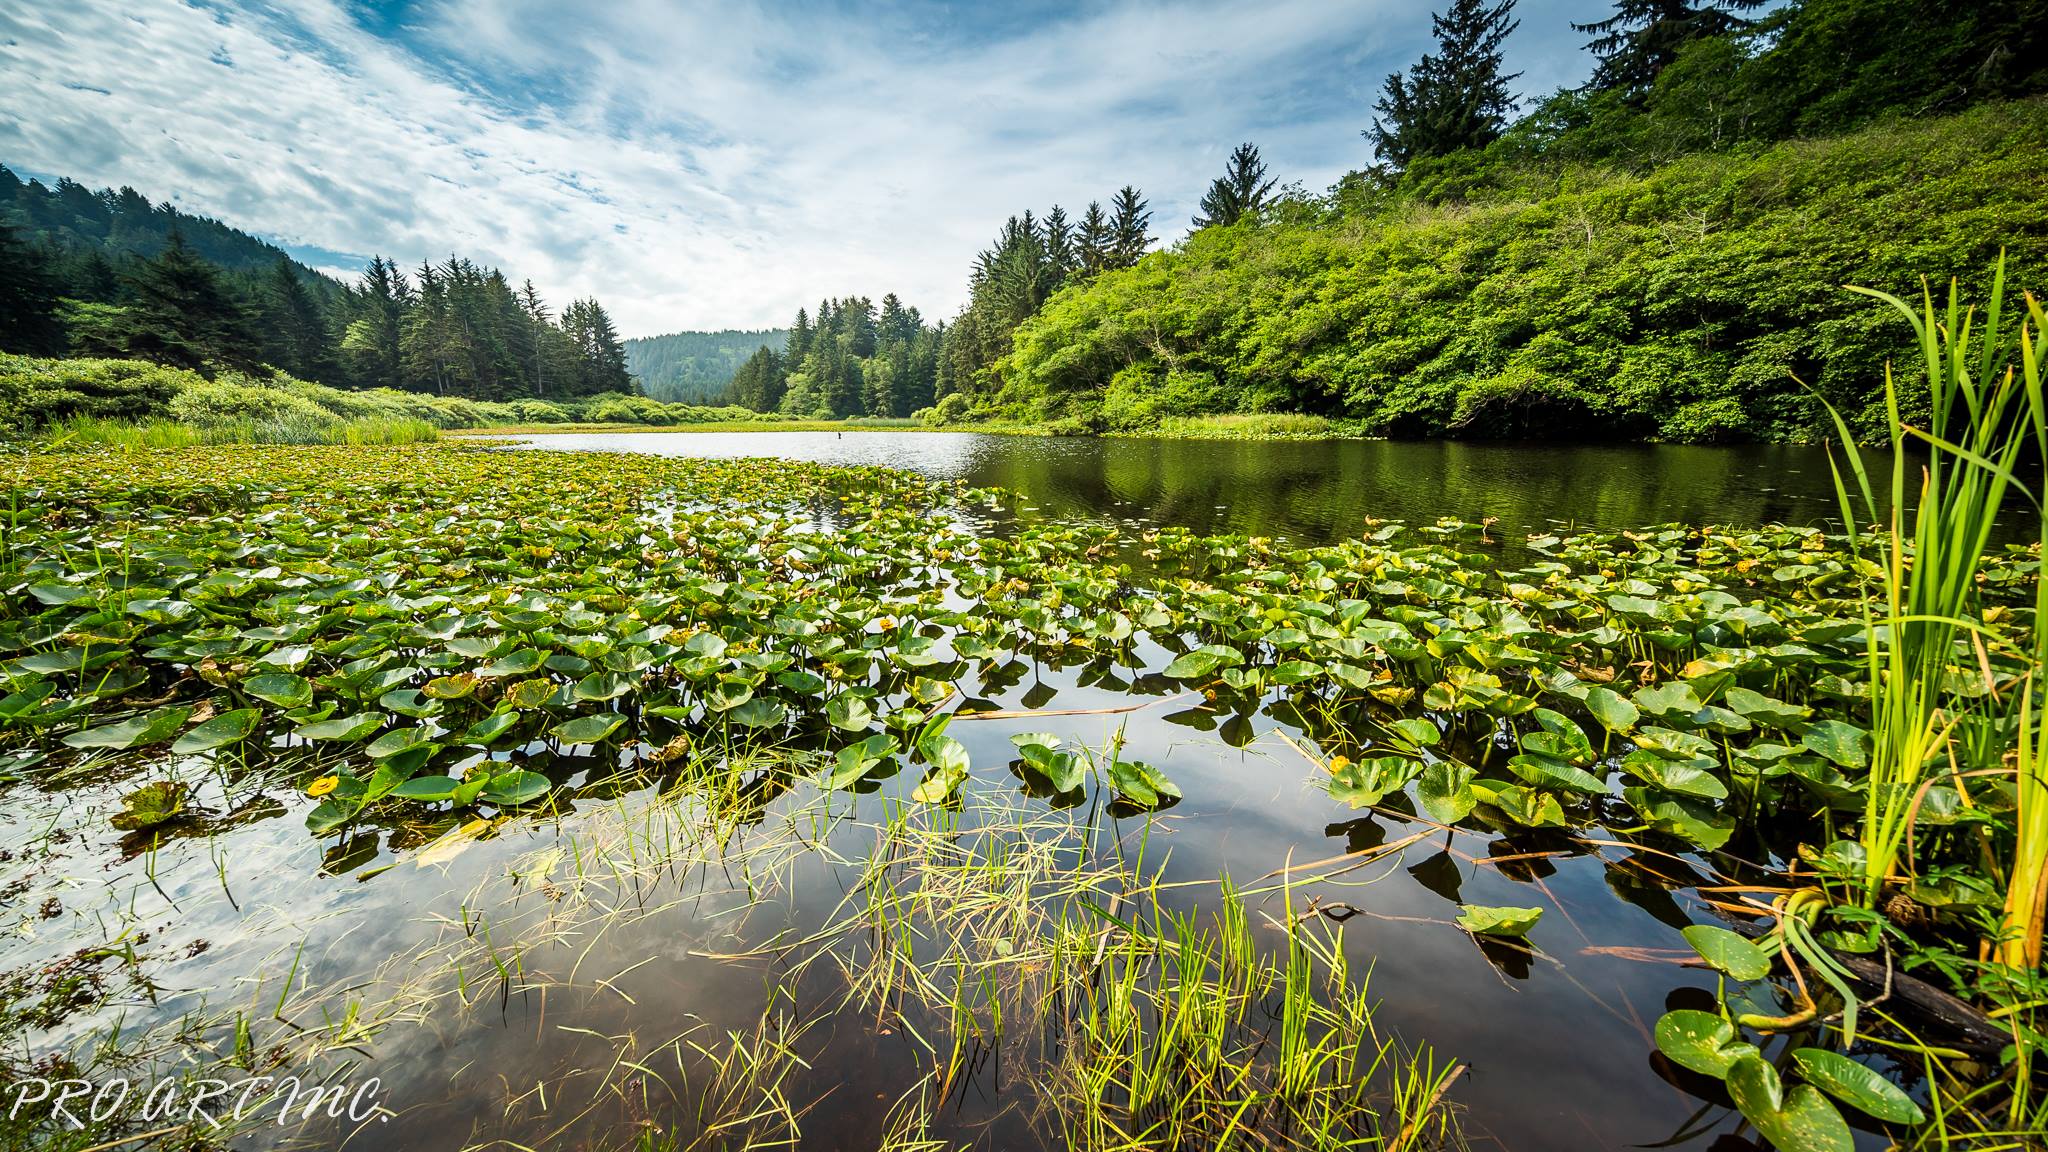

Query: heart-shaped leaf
left=173, top=708, right=262, bottom=753
left=1682, top=924, right=1773, bottom=980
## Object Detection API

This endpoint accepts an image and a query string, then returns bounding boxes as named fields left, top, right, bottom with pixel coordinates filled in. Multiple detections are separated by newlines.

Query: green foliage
left=996, top=100, right=2048, bottom=440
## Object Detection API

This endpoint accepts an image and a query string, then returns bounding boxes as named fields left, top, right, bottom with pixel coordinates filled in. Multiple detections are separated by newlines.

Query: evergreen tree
left=1193, top=143, right=1278, bottom=228
left=0, top=221, right=63, bottom=354
left=262, top=258, right=333, bottom=382
left=1108, top=187, right=1152, bottom=269
left=561, top=298, right=632, bottom=395
left=1367, top=0, right=1521, bottom=170
left=726, top=345, right=786, bottom=411
left=786, top=307, right=813, bottom=361
left=1077, top=202, right=1112, bottom=278
left=343, top=256, right=404, bottom=390
left=111, top=228, right=261, bottom=369
left=1043, top=205, right=1076, bottom=283
left=1574, top=1, right=1763, bottom=98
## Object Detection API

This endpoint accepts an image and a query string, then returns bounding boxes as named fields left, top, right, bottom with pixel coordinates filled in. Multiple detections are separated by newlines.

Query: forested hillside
left=625, top=329, right=786, bottom=403
left=927, top=0, right=2048, bottom=440
left=0, top=166, right=637, bottom=402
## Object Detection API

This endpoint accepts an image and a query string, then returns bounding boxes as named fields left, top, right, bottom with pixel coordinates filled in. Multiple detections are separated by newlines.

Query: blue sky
left=2, top=0, right=1613, bottom=335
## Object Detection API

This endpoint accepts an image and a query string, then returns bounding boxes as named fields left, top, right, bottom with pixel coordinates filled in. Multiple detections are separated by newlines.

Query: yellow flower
left=306, top=775, right=340, bottom=797
left=1326, top=755, right=1352, bottom=774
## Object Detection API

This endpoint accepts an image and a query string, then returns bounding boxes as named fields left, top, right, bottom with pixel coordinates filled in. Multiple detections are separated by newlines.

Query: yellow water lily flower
left=306, top=775, right=340, bottom=797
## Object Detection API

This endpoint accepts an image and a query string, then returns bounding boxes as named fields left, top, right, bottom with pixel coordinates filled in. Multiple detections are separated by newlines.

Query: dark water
left=504, top=430, right=1869, bottom=542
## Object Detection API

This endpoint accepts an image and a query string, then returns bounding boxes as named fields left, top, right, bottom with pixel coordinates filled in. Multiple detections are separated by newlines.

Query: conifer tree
left=1193, top=143, right=1278, bottom=228
left=1077, top=202, right=1112, bottom=278
left=1574, top=1, right=1762, bottom=99
left=0, top=221, right=62, bottom=354
left=112, top=228, right=261, bottom=369
left=1108, top=186, right=1152, bottom=269
left=1367, top=0, right=1521, bottom=170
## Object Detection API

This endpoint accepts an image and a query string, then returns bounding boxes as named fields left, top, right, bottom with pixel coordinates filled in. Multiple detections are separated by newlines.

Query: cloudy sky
left=2, top=0, right=1612, bottom=336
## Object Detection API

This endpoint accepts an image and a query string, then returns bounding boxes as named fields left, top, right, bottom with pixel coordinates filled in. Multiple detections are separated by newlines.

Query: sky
left=0, top=0, right=1614, bottom=336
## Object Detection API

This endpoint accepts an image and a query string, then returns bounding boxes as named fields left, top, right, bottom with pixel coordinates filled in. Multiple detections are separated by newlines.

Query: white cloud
left=0, top=0, right=1606, bottom=335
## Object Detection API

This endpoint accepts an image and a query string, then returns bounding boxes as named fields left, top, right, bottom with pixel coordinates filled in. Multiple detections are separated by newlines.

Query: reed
left=1822, top=258, right=2041, bottom=911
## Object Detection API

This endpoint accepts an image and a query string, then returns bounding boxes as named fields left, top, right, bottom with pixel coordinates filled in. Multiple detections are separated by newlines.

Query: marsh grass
left=1821, top=264, right=2045, bottom=916
left=41, top=412, right=440, bottom=448
left=777, top=791, right=1466, bottom=1150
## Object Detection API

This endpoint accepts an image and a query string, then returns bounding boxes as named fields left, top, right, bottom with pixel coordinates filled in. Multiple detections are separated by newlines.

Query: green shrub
left=168, top=374, right=340, bottom=429
left=0, top=355, right=193, bottom=431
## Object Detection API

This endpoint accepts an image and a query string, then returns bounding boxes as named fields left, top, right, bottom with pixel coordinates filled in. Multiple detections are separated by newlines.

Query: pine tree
left=561, top=298, right=632, bottom=395
left=1574, top=1, right=1763, bottom=99
left=1108, top=187, right=1152, bottom=269
left=1077, top=202, right=1112, bottom=277
left=1043, top=205, right=1076, bottom=283
left=0, top=221, right=63, bottom=354
left=518, top=279, right=551, bottom=396
left=1193, top=143, right=1278, bottom=228
left=344, top=257, right=405, bottom=390
left=727, top=345, right=786, bottom=411
left=112, top=228, right=262, bottom=369
left=786, top=307, right=813, bottom=361
left=1367, top=0, right=1521, bottom=171
left=262, top=258, right=333, bottom=381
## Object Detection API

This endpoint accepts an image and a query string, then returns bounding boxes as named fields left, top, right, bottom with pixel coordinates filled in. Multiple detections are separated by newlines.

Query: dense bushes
left=994, top=100, right=2048, bottom=442
left=0, top=355, right=764, bottom=439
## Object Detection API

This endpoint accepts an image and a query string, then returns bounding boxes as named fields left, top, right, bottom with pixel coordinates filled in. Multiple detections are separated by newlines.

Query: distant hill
left=0, top=164, right=346, bottom=307
left=625, top=329, right=787, bottom=403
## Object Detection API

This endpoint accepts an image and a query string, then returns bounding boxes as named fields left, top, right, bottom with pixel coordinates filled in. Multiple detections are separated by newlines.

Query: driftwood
left=1829, top=951, right=2011, bottom=1057
left=1729, top=918, right=2010, bottom=1056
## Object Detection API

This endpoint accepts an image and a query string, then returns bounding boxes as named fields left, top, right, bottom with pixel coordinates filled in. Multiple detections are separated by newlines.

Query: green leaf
left=1416, top=759, right=1476, bottom=824
left=1682, top=924, right=1773, bottom=980
left=64, top=705, right=192, bottom=750
left=110, top=780, right=187, bottom=830
left=482, top=769, right=551, bottom=805
left=306, top=796, right=358, bottom=835
left=460, top=711, right=522, bottom=746
left=1507, top=752, right=1606, bottom=795
left=573, top=671, right=635, bottom=702
left=1584, top=685, right=1639, bottom=732
left=1162, top=649, right=1225, bottom=679
left=172, top=708, right=262, bottom=753
left=827, top=693, right=874, bottom=731
left=1389, top=718, right=1440, bottom=748
left=1788, top=1049, right=1924, bottom=1124
left=729, top=697, right=787, bottom=728
left=1455, top=905, right=1542, bottom=937
left=1327, top=756, right=1419, bottom=808
left=243, top=673, right=313, bottom=709
left=366, top=726, right=432, bottom=759
left=826, top=733, right=898, bottom=789
left=1109, top=759, right=1179, bottom=809
left=550, top=712, right=625, bottom=745
left=477, top=648, right=544, bottom=678
left=1654, top=1009, right=1756, bottom=1078
left=1801, top=720, right=1871, bottom=769
left=294, top=711, right=385, bottom=742
left=387, top=775, right=463, bottom=801
left=1727, top=1052, right=1853, bottom=1152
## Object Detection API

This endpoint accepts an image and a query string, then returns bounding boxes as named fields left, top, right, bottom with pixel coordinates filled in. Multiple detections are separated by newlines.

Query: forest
left=0, top=165, right=636, bottom=411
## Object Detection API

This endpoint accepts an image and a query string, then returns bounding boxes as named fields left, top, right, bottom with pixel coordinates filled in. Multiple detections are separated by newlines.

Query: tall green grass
left=45, top=412, right=439, bottom=448
left=1822, top=259, right=2047, bottom=945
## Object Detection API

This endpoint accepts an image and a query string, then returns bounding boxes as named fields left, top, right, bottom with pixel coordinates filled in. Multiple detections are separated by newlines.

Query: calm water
left=8, top=432, right=1913, bottom=1152
left=504, top=430, right=1869, bottom=541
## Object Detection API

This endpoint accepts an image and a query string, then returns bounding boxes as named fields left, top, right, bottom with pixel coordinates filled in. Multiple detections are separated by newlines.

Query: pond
left=502, top=430, right=1868, bottom=542
left=5, top=436, right=2016, bottom=1152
